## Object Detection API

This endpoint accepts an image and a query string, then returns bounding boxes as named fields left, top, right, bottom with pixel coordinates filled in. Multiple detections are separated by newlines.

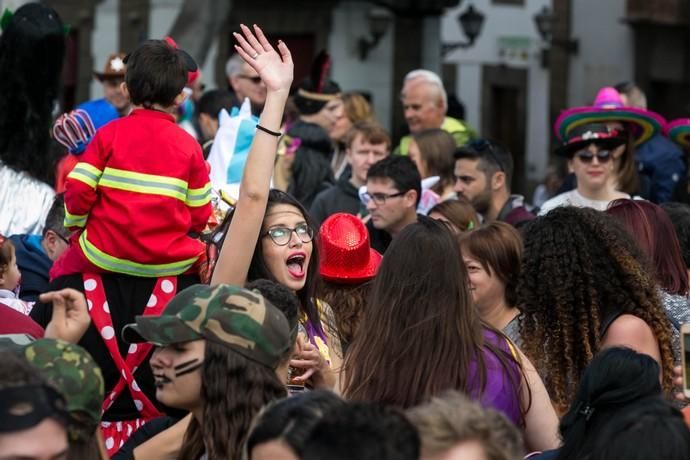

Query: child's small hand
left=233, top=24, right=293, bottom=94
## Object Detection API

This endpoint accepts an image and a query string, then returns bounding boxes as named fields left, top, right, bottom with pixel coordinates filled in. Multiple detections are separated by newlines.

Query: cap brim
left=555, top=106, right=665, bottom=146
left=93, top=72, right=124, bottom=82
left=555, top=136, right=627, bottom=157
left=122, top=315, right=200, bottom=346
left=320, top=249, right=383, bottom=284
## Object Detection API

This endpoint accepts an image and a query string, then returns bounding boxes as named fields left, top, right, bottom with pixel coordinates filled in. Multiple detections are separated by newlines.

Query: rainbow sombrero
left=554, top=87, right=666, bottom=147
left=665, top=119, right=690, bottom=148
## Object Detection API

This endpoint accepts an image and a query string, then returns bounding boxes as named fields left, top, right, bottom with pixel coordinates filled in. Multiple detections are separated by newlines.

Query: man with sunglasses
left=226, top=53, right=266, bottom=116
left=363, top=156, right=421, bottom=253
left=7, top=195, right=69, bottom=302
left=454, top=140, right=535, bottom=227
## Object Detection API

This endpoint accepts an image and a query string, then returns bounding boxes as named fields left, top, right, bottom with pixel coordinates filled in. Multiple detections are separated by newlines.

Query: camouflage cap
left=23, top=339, right=104, bottom=441
left=122, top=284, right=291, bottom=369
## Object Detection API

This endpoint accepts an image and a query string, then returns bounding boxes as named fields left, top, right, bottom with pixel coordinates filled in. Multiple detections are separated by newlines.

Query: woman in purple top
left=342, top=217, right=558, bottom=452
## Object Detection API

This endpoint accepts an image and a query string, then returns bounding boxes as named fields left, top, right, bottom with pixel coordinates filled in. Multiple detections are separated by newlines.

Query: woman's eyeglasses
left=263, top=223, right=314, bottom=246
left=574, top=150, right=613, bottom=164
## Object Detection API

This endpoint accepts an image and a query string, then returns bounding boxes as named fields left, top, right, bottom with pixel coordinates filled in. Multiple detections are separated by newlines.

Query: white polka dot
left=128, top=344, right=138, bottom=354
left=161, top=280, right=174, bottom=293
left=103, top=301, right=110, bottom=313
left=146, top=294, right=158, bottom=308
left=109, top=393, right=116, bottom=400
left=120, top=439, right=124, bottom=447
left=101, top=326, right=115, bottom=340
left=132, top=380, right=140, bottom=392
left=105, top=437, right=114, bottom=449
left=87, top=299, right=93, bottom=311
left=121, top=369, right=127, bottom=379
left=134, top=399, right=143, bottom=411
left=84, top=278, right=97, bottom=291
left=102, top=421, right=111, bottom=428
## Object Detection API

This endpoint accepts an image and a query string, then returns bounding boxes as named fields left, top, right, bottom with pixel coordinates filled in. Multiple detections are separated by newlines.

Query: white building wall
left=442, top=0, right=551, bottom=182
left=90, top=0, right=119, bottom=100
left=328, top=1, right=395, bottom=132
left=568, top=0, right=633, bottom=106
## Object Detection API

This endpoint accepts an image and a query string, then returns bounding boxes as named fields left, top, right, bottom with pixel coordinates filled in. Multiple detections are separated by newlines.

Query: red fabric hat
left=319, top=213, right=382, bottom=284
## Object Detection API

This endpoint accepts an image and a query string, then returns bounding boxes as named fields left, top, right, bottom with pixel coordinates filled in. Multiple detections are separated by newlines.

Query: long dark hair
left=0, top=3, right=65, bottom=183
left=616, top=129, right=638, bottom=195
left=556, top=347, right=662, bottom=460
left=317, top=279, right=372, bottom=351
left=342, top=217, right=525, bottom=414
left=607, top=199, right=689, bottom=296
left=517, top=206, right=674, bottom=409
left=208, top=189, right=322, bottom=333
left=178, top=341, right=287, bottom=460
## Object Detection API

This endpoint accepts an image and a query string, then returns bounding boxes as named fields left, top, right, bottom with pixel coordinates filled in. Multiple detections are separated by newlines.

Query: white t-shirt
left=537, top=189, right=636, bottom=216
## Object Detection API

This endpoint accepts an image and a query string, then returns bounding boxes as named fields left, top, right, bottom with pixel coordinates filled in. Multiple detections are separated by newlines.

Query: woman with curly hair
left=517, top=206, right=674, bottom=412
left=342, top=217, right=559, bottom=452
left=0, top=2, right=65, bottom=235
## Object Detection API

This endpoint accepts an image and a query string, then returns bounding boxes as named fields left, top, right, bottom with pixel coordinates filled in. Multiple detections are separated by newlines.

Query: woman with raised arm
left=211, top=25, right=341, bottom=390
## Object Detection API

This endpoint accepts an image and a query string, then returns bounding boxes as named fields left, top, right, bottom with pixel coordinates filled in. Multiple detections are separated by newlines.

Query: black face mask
left=0, top=384, right=68, bottom=433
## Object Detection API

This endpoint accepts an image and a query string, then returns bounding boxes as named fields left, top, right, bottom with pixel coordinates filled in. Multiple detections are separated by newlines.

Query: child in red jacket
left=51, top=40, right=212, bottom=279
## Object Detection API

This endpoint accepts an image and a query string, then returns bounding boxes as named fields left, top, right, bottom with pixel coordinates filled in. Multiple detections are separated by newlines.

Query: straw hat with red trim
left=664, top=119, right=690, bottom=148
left=554, top=86, right=666, bottom=147
left=319, top=213, right=382, bottom=284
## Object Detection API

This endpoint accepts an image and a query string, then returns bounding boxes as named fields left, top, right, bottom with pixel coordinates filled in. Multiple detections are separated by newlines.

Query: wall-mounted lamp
left=533, top=5, right=578, bottom=66
left=358, top=8, right=392, bottom=60
left=441, top=4, right=485, bottom=57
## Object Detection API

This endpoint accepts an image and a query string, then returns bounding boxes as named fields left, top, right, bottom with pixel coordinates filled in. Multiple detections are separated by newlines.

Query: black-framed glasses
left=361, top=191, right=406, bottom=206
left=263, top=223, right=314, bottom=246
left=574, top=149, right=613, bottom=164
left=465, top=139, right=505, bottom=172
left=238, top=74, right=262, bottom=84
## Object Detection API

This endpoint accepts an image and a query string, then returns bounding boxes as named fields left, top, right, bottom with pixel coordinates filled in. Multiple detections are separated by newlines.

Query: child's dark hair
left=0, top=239, right=16, bottom=276
left=366, top=156, right=422, bottom=205
left=125, top=40, right=187, bottom=108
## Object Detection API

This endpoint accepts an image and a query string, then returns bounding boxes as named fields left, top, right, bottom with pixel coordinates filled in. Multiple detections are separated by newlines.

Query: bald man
left=395, top=69, right=476, bottom=155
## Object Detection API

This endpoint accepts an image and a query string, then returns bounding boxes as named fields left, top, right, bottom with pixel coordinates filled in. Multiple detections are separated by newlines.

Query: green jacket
left=395, top=116, right=478, bottom=155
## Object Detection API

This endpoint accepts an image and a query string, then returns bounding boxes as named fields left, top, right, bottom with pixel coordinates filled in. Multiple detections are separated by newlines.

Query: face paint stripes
left=174, top=358, right=204, bottom=377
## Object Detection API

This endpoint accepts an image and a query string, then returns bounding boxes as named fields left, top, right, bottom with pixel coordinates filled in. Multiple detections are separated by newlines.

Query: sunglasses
left=573, top=149, right=613, bottom=164
left=466, top=139, right=505, bottom=172
left=238, top=75, right=262, bottom=84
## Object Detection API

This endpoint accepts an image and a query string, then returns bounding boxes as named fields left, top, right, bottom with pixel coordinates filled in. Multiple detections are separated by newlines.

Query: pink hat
left=554, top=86, right=666, bottom=146
left=319, top=213, right=382, bottom=284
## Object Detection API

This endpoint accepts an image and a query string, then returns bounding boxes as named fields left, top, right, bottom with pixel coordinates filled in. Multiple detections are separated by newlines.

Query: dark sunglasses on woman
left=574, top=149, right=613, bottom=164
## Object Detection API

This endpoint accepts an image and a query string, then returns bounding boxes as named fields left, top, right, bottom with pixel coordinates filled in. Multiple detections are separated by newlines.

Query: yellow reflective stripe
left=99, top=167, right=188, bottom=201
left=64, top=208, right=88, bottom=228
left=79, top=231, right=198, bottom=277
left=185, top=183, right=211, bottom=207
left=67, top=162, right=103, bottom=189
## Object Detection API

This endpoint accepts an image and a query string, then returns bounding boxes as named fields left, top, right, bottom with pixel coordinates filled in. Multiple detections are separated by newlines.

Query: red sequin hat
left=319, top=213, right=382, bottom=284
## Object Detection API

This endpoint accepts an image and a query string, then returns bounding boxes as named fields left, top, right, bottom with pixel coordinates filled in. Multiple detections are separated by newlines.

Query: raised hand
left=233, top=24, right=293, bottom=94
left=41, top=288, right=91, bottom=344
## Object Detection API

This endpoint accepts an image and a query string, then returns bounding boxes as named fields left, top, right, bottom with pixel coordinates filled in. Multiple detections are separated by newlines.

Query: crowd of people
left=4, top=2, right=690, bottom=459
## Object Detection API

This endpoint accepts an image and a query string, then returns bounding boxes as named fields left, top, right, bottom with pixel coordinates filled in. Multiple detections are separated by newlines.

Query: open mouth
left=154, top=374, right=172, bottom=388
left=286, top=253, right=306, bottom=279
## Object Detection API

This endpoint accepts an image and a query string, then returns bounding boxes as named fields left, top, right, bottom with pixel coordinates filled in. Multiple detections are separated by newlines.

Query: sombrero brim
left=319, top=249, right=382, bottom=284
left=554, top=106, right=666, bottom=146
left=665, top=119, right=690, bottom=148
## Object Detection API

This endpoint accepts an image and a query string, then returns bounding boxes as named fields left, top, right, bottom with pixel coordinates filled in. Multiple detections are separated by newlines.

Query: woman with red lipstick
left=539, top=86, right=665, bottom=215
left=211, top=27, right=341, bottom=390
